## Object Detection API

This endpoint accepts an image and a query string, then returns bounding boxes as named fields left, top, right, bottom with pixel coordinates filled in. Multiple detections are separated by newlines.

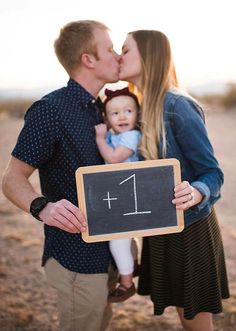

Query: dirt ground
left=0, top=109, right=236, bottom=331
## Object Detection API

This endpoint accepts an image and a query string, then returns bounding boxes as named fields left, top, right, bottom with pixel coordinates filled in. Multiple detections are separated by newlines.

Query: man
left=2, top=20, right=120, bottom=331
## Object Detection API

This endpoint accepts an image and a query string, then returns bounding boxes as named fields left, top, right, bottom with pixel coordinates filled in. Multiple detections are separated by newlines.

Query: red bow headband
left=104, top=87, right=139, bottom=108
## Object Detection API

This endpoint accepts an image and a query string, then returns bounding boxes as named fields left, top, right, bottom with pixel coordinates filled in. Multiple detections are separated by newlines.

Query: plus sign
left=103, top=192, right=117, bottom=209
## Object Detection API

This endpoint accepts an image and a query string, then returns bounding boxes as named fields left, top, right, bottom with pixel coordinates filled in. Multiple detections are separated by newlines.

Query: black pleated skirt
left=137, top=209, right=230, bottom=320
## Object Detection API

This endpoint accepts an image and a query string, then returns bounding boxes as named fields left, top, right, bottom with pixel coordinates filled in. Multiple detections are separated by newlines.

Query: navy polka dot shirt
left=12, top=79, right=111, bottom=273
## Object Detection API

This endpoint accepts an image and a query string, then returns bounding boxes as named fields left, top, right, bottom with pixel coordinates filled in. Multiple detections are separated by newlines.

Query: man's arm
left=2, top=156, right=87, bottom=233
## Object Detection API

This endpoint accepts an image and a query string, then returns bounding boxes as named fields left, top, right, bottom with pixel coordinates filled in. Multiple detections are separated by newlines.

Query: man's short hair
left=54, top=20, right=108, bottom=74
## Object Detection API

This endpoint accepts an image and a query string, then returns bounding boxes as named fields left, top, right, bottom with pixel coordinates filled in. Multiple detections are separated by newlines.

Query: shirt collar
left=67, top=78, right=100, bottom=108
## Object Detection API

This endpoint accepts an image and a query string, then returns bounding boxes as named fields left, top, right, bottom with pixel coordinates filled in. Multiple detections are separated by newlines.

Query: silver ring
left=189, top=192, right=194, bottom=200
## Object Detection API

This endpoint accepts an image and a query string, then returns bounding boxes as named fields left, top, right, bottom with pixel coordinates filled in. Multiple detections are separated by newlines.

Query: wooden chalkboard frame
left=76, top=158, right=184, bottom=243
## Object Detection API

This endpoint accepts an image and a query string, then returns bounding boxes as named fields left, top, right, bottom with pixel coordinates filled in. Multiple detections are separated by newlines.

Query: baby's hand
left=95, top=123, right=107, bottom=139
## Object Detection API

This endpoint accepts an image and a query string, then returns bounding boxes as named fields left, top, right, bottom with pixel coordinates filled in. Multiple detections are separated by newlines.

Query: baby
left=95, top=87, right=141, bottom=302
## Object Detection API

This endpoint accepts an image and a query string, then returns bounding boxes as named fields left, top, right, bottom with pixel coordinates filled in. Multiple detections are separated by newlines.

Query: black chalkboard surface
left=76, top=159, right=184, bottom=242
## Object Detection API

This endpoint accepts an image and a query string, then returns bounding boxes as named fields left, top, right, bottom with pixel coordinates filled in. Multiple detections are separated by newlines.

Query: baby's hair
left=103, top=87, right=140, bottom=109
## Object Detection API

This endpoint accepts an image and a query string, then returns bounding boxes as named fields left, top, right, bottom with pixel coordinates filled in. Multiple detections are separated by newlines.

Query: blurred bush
left=0, top=99, right=35, bottom=118
left=190, top=83, right=236, bottom=112
left=1, top=83, right=235, bottom=119
left=221, top=83, right=236, bottom=109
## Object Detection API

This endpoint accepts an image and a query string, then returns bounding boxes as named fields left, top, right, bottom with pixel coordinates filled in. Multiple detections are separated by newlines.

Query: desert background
left=0, top=85, right=236, bottom=331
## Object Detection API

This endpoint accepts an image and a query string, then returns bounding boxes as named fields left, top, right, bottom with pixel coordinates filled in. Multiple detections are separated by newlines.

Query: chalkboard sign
left=76, top=158, right=184, bottom=243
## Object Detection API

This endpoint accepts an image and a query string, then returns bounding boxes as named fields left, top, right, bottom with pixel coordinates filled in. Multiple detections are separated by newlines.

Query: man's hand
left=39, top=199, right=87, bottom=233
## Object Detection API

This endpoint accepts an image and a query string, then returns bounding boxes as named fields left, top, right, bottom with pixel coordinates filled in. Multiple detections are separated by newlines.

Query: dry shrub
left=221, top=83, right=236, bottom=109
left=0, top=99, right=35, bottom=118
left=196, top=83, right=236, bottom=111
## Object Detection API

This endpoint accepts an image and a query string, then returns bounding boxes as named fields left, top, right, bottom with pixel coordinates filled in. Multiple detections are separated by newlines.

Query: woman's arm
left=170, top=96, right=223, bottom=210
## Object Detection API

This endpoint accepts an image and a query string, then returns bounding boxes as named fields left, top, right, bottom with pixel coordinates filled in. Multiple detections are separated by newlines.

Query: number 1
left=119, top=174, right=151, bottom=216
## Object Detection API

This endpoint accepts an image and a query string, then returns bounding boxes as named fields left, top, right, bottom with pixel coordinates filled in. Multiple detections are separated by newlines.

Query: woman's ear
left=81, top=53, right=96, bottom=68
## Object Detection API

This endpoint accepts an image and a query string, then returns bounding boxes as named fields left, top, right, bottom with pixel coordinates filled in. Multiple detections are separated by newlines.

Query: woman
left=119, top=30, right=229, bottom=331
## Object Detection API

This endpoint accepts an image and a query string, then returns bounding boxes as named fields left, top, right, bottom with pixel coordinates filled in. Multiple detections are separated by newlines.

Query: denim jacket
left=160, top=90, right=224, bottom=226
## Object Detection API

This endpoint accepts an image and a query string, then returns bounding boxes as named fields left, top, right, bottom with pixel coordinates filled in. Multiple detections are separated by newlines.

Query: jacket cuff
left=191, top=181, right=210, bottom=211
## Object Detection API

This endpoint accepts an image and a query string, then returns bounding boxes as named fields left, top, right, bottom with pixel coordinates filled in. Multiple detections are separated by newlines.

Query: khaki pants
left=44, top=258, right=113, bottom=331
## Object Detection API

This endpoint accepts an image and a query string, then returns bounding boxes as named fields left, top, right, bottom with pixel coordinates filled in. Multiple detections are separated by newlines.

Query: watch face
left=30, top=197, right=48, bottom=220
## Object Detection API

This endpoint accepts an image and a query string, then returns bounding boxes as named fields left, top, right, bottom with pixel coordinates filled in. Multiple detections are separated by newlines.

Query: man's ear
left=81, top=53, right=96, bottom=69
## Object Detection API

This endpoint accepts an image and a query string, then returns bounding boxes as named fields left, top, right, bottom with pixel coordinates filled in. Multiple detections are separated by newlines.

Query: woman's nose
left=114, top=51, right=121, bottom=62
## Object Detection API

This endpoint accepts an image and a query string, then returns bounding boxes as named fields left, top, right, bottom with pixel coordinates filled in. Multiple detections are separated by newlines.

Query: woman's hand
left=172, top=181, right=203, bottom=210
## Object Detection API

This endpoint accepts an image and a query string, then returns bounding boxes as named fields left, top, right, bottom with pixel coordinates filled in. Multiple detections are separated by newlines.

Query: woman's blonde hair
left=130, top=30, right=179, bottom=159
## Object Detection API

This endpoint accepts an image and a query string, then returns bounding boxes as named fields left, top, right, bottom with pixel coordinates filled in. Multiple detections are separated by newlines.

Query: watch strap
left=30, top=196, right=49, bottom=222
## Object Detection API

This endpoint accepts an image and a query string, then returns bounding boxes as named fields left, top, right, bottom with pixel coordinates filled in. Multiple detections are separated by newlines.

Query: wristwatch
left=30, top=196, right=49, bottom=221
